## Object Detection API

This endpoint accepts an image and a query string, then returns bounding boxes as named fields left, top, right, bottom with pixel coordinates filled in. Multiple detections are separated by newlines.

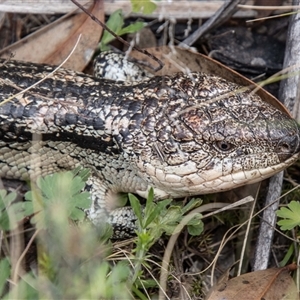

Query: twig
left=237, top=189, right=259, bottom=276
left=12, top=229, right=40, bottom=284
left=181, top=0, right=247, bottom=46
left=253, top=173, right=284, bottom=270
left=239, top=4, right=300, bottom=10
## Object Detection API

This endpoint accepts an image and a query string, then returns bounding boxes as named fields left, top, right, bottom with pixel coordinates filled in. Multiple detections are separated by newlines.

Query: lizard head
left=136, top=73, right=300, bottom=199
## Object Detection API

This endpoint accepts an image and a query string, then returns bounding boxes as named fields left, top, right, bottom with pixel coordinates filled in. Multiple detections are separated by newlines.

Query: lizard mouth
left=158, top=152, right=300, bottom=197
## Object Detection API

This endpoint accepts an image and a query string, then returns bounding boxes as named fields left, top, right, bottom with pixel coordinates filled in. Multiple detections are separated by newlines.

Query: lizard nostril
left=278, top=142, right=290, bottom=154
left=276, top=135, right=300, bottom=161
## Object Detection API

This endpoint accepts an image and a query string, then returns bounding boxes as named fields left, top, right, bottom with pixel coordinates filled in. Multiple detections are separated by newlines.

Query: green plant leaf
left=187, top=214, right=204, bottom=236
left=181, top=198, right=203, bottom=214
left=119, top=22, right=145, bottom=36
left=144, top=199, right=172, bottom=228
left=100, top=9, right=124, bottom=49
left=276, top=201, right=300, bottom=230
left=0, top=190, right=17, bottom=210
left=2, top=273, right=39, bottom=300
left=72, top=167, right=90, bottom=182
left=151, top=205, right=182, bottom=236
left=78, top=260, right=131, bottom=299
left=143, top=188, right=154, bottom=216
left=131, top=0, right=157, bottom=14
left=24, top=171, right=91, bottom=229
left=279, top=243, right=294, bottom=267
left=100, top=9, right=145, bottom=50
left=0, top=190, right=29, bottom=230
left=0, top=258, right=10, bottom=296
left=129, top=193, right=143, bottom=225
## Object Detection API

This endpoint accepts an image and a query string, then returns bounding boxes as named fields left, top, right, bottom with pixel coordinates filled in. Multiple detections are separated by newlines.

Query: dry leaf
left=206, top=264, right=299, bottom=300
left=0, top=0, right=104, bottom=71
left=129, top=46, right=290, bottom=116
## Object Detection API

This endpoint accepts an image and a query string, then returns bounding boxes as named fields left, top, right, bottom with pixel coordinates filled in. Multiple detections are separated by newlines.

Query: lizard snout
left=276, top=124, right=300, bottom=162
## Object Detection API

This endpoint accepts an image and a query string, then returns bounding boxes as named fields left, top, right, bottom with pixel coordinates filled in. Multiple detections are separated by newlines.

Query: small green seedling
left=277, top=200, right=300, bottom=230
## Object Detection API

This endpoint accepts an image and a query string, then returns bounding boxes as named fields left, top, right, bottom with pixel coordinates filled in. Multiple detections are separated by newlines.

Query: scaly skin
left=0, top=58, right=299, bottom=236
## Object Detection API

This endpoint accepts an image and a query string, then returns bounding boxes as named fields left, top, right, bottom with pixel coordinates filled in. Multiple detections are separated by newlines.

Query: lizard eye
left=215, top=141, right=235, bottom=152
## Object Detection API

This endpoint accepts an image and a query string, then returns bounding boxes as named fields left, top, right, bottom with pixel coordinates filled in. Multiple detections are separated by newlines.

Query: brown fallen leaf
left=129, top=46, right=290, bottom=116
left=206, top=263, right=299, bottom=300
left=0, top=0, right=104, bottom=71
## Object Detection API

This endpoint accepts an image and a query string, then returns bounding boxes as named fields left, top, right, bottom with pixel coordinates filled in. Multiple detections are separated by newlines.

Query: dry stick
left=252, top=1, right=300, bottom=271
left=180, top=0, right=247, bottom=46
left=252, top=173, right=284, bottom=271
left=247, top=11, right=298, bottom=23
left=237, top=186, right=259, bottom=276
left=70, top=0, right=164, bottom=72
left=239, top=4, right=300, bottom=10
left=12, top=230, right=40, bottom=284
